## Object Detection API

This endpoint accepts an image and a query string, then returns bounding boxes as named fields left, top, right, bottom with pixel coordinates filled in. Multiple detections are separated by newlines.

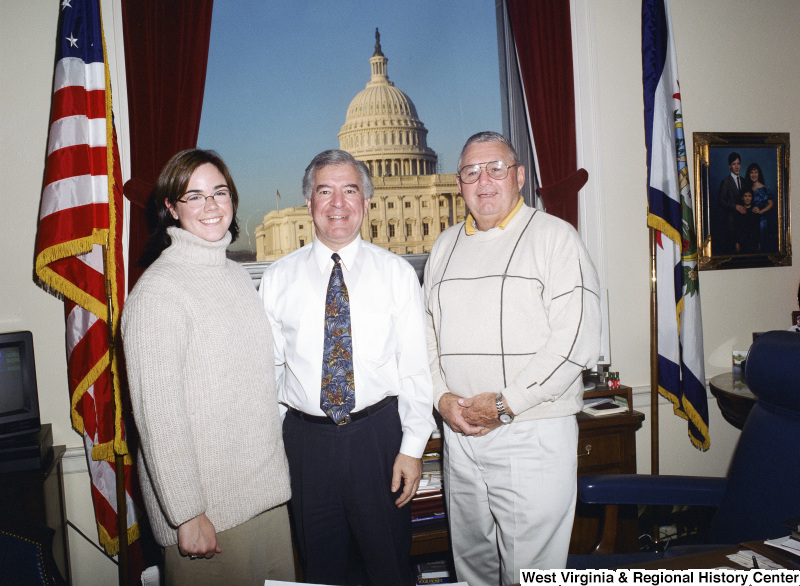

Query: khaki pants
left=163, top=504, right=295, bottom=586
left=444, top=417, right=578, bottom=585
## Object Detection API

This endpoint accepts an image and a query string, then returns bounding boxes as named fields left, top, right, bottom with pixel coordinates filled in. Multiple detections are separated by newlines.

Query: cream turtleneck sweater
left=121, top=227, right=290, bottom=547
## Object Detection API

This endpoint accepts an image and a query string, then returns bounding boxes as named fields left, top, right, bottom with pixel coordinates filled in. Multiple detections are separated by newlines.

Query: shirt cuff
left=399, top=434, right=430, bottom=459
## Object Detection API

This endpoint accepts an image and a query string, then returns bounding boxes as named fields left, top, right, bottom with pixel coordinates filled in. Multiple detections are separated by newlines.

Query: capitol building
left=254, top=31, right=466, bottom=261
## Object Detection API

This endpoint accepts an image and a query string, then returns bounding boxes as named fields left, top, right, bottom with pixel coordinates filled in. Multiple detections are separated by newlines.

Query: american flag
left=34, top=0, right=141, bottom=554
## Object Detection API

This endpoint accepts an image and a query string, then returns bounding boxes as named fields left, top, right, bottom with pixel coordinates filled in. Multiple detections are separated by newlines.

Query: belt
left=288, top=395, right=396, bottom=425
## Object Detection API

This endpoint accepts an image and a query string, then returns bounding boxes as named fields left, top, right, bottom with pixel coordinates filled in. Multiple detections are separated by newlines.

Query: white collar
left=311, top=236, right=361, bottom=273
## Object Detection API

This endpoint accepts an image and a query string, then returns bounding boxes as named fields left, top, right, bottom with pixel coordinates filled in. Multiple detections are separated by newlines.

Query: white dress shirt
left=259, top=236, right=435, bottom=458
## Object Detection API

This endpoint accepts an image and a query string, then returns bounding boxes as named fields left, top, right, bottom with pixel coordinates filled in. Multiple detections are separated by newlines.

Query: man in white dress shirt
left=259, top=149, right=435, bottom=585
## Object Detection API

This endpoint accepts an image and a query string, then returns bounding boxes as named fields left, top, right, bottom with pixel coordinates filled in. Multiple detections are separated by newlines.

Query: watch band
left=496, top=393, right=513, bottom=424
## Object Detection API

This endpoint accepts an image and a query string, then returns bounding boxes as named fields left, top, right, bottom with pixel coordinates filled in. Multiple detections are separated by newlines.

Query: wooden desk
left=619, top=541, right=800, bottom=570
left=411, top=404, right=645, bottom=557
left=708, top=373, right=757, bottom=430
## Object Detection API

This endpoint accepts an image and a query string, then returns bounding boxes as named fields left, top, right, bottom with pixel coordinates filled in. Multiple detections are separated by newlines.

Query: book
left=417, top=475, right=442, bottom=491
left=582, top=396, right=628, bottom=417
left=415, top=559, right=452, bottom=584
left=411, top=511, right=446, bottom=524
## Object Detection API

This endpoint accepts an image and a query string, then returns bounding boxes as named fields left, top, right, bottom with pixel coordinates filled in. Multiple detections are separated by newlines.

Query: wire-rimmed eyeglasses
left=457, top=160, right=517, bottom=184
left=177, top=190, right=232, bottom=208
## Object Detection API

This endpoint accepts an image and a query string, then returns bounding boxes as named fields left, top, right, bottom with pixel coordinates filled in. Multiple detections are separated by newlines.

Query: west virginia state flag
left=642, top=0, right=709, bottom=451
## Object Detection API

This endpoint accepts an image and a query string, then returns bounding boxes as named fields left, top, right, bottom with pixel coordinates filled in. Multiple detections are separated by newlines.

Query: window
left=439, top=199, right=446, bottom=207
left=371, top=224, right=378, bottom=239
left=421, top=201, right=428, bottom=208
left=298, top=224, right=303, bottom=229
left=404, top=201, right=411, bottom=208
left=440, top=221, right=447, bottom=232
left=299, top=239, right=305, bottom=247
left=389, top=223, right=396, bottom=238
left=199, top=2, right=501, bottom=262
left=423, top=222, right=429, bottom=236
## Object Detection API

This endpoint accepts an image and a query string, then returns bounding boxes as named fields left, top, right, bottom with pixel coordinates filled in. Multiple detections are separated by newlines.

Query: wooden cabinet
left=411, top=402, right=644, bottom=557
left=571, top=409, right=644, bottom=553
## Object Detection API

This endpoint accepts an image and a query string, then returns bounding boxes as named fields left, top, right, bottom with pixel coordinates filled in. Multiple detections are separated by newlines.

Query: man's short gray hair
left=302, top=150, right=374, bottom=201
left=457, top=131, right=520, bottom=170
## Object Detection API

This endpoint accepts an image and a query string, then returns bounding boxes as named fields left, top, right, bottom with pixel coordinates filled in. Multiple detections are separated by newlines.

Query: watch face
left=499, top=413, right=512, bottom=424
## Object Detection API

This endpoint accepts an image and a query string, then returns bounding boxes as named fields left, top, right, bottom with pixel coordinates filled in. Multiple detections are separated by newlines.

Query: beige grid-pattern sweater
left=121, top=227, right=290, bottom=547
left=424, top=205, right=602, bottom=421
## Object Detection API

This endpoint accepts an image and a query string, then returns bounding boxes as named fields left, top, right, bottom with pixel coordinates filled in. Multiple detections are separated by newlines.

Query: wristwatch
left=496, top=393, right=513, bottom=424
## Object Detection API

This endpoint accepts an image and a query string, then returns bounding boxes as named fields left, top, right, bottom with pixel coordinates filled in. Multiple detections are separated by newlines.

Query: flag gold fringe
left=70, top=350, right=109, bottom=434
left=98, top=519, right=141, bottom=557
left=92, top=440, right=132, bottom=465
left=658, top=384, right=710, bottom=451
left=646, top=211, right=681, bottom=248
left=35, top=230, right=110, bottom=320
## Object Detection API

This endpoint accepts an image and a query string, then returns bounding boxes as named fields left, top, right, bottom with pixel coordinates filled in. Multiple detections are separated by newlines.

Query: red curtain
left=121, top=0, right=214, bottom=289
left=507, top=0, right=587, bottom=229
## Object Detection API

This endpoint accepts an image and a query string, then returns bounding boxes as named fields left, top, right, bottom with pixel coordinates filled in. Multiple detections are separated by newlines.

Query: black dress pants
left=282, top=399, right=413, bottom=586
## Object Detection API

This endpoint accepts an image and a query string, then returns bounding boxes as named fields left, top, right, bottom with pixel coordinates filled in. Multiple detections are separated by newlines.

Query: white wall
left=2, top=1, right=799, bottom=582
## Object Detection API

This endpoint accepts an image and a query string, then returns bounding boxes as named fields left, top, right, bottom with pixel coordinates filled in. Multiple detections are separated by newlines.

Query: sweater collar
left=163, top=226, right=232, bottom=266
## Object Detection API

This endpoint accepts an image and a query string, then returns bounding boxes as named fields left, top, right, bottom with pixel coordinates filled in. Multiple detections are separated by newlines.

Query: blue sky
left=197, top=0, right=502, bottom=251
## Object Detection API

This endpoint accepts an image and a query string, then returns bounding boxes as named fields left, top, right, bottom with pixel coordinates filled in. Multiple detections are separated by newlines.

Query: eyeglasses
left=458, top=161, right=517, bottom=184
left=177, top=190, right=232, bottom=208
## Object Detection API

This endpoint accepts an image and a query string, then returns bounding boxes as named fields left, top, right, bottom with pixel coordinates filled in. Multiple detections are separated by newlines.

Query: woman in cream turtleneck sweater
left=121, top=150, right=293, bottom=585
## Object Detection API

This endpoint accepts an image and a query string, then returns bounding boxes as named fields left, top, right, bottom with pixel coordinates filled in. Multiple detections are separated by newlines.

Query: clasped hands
left=438, top=391, right=510, bottom=437
left=736, top=204, right=765, bottom=215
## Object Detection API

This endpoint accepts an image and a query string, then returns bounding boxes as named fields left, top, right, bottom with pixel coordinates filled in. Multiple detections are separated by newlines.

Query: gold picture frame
left=693, top=132, right=791, bottom=270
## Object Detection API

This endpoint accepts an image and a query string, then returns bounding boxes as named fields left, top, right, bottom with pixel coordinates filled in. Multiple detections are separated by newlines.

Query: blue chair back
left=0, top=526, right=66, bottom=586
left=709, top=330, right=800, bottom=543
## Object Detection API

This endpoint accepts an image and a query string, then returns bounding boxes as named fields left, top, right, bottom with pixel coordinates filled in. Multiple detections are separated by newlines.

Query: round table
left=708, top=372, right=757, bottom=430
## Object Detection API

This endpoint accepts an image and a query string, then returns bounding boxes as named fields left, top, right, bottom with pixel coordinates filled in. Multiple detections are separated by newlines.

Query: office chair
left=0, top=524, right=67, bottom=586
left=567, top=329, right=800, bottom=569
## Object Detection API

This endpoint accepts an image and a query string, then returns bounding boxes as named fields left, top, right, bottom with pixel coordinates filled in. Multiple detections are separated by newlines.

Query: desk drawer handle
left=578, top=444, right=592, bottom=457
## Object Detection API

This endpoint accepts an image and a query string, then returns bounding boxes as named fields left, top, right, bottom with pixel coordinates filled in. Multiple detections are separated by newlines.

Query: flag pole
left=116, top=459, right=130, bottom=585
left=103, top=245, right=129, bottom=586
left=649, top=228, right=660, bottom=475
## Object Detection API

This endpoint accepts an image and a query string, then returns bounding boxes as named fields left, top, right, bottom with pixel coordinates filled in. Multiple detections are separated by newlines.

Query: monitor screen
left=0, top=344, right=26, bottom=414
left=0, top=331, right=40, bottom=438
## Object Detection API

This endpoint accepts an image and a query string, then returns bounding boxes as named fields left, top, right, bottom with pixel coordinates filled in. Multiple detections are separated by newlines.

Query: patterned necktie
left=321, top=253, right=355, bottom=424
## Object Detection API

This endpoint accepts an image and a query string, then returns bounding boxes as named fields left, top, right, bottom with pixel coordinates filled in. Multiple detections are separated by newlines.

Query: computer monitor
left=0, top=330, right=41, bottom=439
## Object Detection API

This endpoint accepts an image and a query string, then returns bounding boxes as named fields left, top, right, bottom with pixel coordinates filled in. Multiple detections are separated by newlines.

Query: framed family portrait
left=693, top=132, right=791, bottom=270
